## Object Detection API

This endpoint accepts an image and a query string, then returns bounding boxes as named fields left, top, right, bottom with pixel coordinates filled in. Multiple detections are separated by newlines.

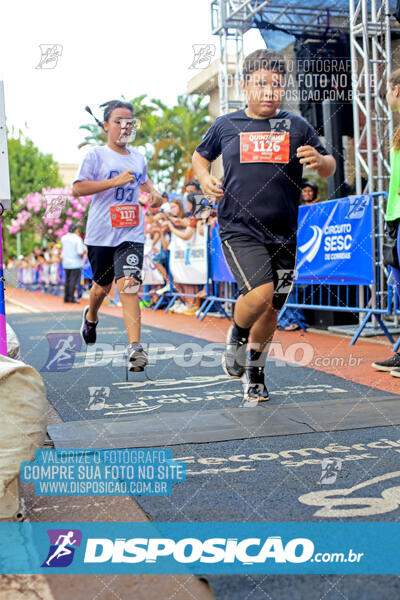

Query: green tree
left=3, top=131, right=62, bottom=258
left=151, top=95, right=210, bottom=191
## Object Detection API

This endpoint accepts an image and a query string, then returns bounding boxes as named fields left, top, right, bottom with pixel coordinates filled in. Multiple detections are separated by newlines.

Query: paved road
left=7, top=308, right=400, bottom=600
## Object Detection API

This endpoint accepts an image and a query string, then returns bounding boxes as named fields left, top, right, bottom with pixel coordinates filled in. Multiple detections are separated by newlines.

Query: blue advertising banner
left=1, top=521, right=400, bottom=575
left=296, top=195, right=374, bottom=285
left=210, top=222, right=235, bottom=283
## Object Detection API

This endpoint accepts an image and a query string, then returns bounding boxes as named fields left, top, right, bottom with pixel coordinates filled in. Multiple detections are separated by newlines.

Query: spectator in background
left=153, top=228, right=171, bottom=296
left=184, top=179, right=201, bottom=195
left=164, top=200, right=201, bottom=315
left=60, top=224, right=84, bottom=303
left=184, top=180, right=201, bottom=216
left=165, top=200, right=197, bottom=241
left=372, top=68, right=400, bottom=377
left=160, top=192, right=172, bottom=213
left=300, top=180, right=319, bottom=205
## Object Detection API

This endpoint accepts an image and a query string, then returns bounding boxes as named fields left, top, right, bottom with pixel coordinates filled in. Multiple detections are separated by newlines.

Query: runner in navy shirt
left=193, top=49, right=336, bottom=404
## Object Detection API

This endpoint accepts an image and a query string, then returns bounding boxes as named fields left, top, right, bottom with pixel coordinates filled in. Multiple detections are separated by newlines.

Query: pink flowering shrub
left=8, top=187, right=91, bottom=241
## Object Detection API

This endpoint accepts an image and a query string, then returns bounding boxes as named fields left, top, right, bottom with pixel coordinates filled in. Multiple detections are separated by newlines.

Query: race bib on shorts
left=110, top=204, right=139, bottom=228
left=240, top=131, right=290, bottom=163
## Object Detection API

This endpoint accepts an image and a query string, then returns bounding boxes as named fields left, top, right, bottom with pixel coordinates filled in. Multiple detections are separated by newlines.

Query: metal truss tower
left=211, top=0, right=395, bottom=195
left=211, top=0, right=349, bottom=113
left=349, top=0, right=393, bottom=195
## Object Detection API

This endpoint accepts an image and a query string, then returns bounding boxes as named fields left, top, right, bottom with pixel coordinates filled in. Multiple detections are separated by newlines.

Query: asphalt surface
left=8, top=312, right=395, bottom=422
left=8, top=311, right=400, bottom=600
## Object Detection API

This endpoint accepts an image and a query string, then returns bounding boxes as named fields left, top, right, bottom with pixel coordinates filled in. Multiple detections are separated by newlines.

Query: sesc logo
left=84, top=536, right=314, bottom=565
left=298, top=225, right=323, bottom=263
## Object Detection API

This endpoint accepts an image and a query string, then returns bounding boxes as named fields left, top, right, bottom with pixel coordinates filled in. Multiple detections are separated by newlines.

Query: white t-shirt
left=74, top=145, right=148, bottom=247
left=61, top=233, right=85, bottom=269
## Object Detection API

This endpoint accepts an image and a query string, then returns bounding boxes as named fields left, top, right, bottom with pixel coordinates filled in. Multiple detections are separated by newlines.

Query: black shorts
left=222, top=235, right=296, bottom=309
left=87, top=242, right=144, bottom=287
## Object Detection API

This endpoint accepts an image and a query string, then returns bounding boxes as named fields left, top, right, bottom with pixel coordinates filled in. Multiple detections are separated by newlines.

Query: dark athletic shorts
left=87, top=242, right=144, bottom=287
left=222, top=235, right=297, bottom=309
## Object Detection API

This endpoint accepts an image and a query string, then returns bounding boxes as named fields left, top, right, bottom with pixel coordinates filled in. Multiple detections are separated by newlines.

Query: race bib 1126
left=240, top=131, right=290, bottom=163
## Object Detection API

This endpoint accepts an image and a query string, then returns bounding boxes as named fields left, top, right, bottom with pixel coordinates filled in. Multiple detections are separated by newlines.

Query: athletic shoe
left=241, top=367, right=270, bottom=404
left=221, top=325, right=247, bottom=379
left=156, top=283, right=171, bottom=296
left=171, top=301, right=187, bottom=314
left=80, top=306, right=98, bottom=346
left=183, top=305, right=198, bottom=316
left=371, top=353, right=400, bottom=372
left=139, top=300, right=151, bottom=309
left=168, top=300, right=184, bottom=313
left=390, top=367, right=400, bottom=378
left=127, top=342, right=148, bottom=372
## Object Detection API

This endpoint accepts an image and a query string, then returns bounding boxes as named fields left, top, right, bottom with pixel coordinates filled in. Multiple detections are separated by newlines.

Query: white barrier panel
left=169, top=229, right=207, bottom=284
left=143, top=237, right=164, bottom=286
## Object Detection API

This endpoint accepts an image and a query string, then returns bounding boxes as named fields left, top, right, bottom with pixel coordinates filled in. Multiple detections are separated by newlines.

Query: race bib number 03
left=110, top=204, right=139, bottom=228
left=240, top=131, right=290, bottom=163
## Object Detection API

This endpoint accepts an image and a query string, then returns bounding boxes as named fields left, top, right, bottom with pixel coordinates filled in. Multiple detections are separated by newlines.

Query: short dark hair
left=243, top=49, right=286, bottom=83
left=69, top=224, right=78, bottom=233
left=100, top=100, right=133, bottom=123
left=302, top=180, right=319, bottom=195
left=185, top=179, right=201, bottom=191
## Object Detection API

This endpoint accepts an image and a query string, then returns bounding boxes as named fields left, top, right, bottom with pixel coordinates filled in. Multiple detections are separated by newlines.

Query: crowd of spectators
left=140, top=180, right=218, bottom=315
left=8, top=178, right=319, bottom=320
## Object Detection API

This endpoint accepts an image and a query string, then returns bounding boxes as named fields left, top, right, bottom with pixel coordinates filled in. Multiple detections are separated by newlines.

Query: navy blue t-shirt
left=195, top=109, right=329, bottom=245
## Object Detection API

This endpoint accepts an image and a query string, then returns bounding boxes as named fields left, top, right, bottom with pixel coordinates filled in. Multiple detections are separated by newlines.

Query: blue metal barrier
left=279, top=192, right=394, bottom=345
left=196, top=223, right=238, bottom=320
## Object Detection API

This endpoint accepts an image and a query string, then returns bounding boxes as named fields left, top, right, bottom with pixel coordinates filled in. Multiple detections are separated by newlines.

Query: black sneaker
left=222, top=325, right=247, bottom=379
left=391, top=367, right=400, bottom=378
left=127, top=342, right=148, bottom=372
left=240, top=367, right=270, bottom=405
left=371, top=353, right=400, bottom=372
left=80, top=306, right=98, bottom=346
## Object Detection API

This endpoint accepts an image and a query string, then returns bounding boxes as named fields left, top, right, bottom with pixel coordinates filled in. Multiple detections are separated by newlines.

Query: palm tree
left=151, top=95, right=210, bottom=191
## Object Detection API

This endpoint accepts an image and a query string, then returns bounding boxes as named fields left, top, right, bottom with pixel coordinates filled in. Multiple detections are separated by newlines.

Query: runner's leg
left=86, top=282, right=112, bottom=322
left=116, top=277, right=141, bottom=343
left=234, top=282, right=274, bottom=329
left=85, top=246, right=115, bottom=322
left=114, top=242, right=148, bottom=371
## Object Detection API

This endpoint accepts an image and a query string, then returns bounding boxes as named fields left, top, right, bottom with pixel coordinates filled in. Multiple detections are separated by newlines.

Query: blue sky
left=1, top=0, right=262, bottom=164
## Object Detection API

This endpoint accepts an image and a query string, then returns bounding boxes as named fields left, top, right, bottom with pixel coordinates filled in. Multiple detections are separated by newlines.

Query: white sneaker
left=156, top=283, right=171, bottom=296
left=172, top=301, right=187, bottom=313
left=168, top=300, right=182, bottom=313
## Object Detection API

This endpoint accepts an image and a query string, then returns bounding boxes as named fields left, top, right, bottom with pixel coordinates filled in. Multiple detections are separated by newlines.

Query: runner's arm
left=192, top=151, right=224, bottom=199
left=140, top=179, right=163, bottom=208
left=296, top=146, right=336, bottom=178
left=72, top=170, right=135, bottom=197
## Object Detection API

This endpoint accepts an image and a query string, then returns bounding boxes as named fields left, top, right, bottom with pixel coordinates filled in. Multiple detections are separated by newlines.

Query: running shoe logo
left=298, top=225, right=323, bottom=263
left=42, top=529, right=82, bottom=567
